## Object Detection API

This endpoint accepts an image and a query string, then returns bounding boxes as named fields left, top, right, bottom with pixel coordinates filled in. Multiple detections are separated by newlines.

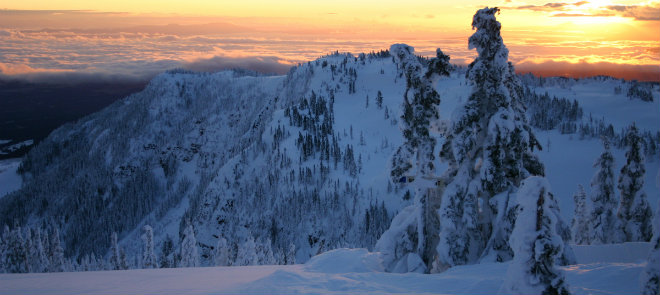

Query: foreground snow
left=0, top=248, right=647, bottom=295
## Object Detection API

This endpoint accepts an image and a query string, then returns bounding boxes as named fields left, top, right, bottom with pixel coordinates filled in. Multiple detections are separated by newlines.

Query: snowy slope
left=0, top=246, right=649, bottom=295
left=0, top=158, right=21, bottom=198
left=0, top=48, right=658, bottom=268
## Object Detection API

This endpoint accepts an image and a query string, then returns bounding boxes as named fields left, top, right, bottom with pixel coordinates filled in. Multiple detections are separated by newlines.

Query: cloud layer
left=510, top=0, right=660, bottom=20
left=0, top=9, right=658, bottom=83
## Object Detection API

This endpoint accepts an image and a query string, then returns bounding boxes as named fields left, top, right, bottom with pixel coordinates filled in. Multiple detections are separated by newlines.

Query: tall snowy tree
left=501, top=177, right=570, bottom=295
left=180, top=223, right=199, bottom=268
left=640, top=201, right=659, bottom=295
left=5, top=227, right=28, bottom=273
left=589, top=139, right=623, bottom=244
left=436, top=7, right=546, bottom=270
left=119, top=248, right=129, bottom=270
left=29, top=228, right=49, bottom=273
left=376, top=90, right=384, bottom=109
left=257, top=238, right=276, bottom=265
left=376, top=42, right=449, bottom=272
left=389, top=43, right=445, bottom=180
left=0, top=227, right=5, bottom=273
left=617, top=124, right=653, bottom=242
left=49, top=228, right=65, bottom=272
left=109, top=232, right=121, bottom=270
left=214, top=237, right=230, bottom=266
left=571, top=185, right=590, bottom=245
left=286, top=243, right=296, bottom=265
left=159, top=235, right=175, bottom=268
left=141, top=225, right=158, bottom=269
left=237, top=235, right=258, bottom=266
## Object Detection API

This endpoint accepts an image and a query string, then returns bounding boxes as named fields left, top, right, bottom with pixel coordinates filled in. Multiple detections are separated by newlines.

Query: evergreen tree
left=617, top=124, right=653, bottom=242
left=180, top=223, right=199, bottom=268
left=286, top=243, right=296, bottom=265
left=49, top=228, right=65, bottom=272
left=501, top=177, right=570, bottom=295
left=389, top=43, right=443, bottom=179
left=425, top=49, right=451, bottom=79
left=640, top=201, right=659, bottom=295
left=258, top=238, right=276, bottom=265
left=160, top=235, right=175, bottom=268
left=29, top=228, right=49, bottom=273
left=5, top=227, right=28, bottom=273
left=589, top=139, right=622, bottom=244
left=237, top=235, right=258, bottom=266
left=0, top=226, right=6, bottom=273
left=571, top=185, right=590, bottom=245
left=109, top=232, right=121, bottom=270
left=141, top=225, right=158, bottom=269
left=377, top=42, right=447, bottom=272
left=119, top=248, right=129, bottom=270
left=214, top=237, right=230, bottom=266
left=376, top=90, right=384, bottom=109
left=436, top=7, right=545, bottom=270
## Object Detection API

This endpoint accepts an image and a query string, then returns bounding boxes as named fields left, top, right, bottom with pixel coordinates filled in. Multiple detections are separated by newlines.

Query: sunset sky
left=1, top=0, right=658, bottom=82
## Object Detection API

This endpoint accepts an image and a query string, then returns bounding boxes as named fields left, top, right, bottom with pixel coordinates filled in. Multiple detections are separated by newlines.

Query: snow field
left=0, top=247, right=649, bottom=295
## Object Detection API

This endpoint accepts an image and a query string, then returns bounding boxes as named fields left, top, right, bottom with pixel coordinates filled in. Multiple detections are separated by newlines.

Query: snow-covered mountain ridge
left=0, top=47, right=658, bottom=270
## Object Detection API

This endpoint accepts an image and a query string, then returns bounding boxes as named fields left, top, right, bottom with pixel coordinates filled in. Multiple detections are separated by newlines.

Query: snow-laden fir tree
left=141, top=225, right=158, bottom=269
left=237, top=235, right=258, bottom=266
left=5, top=227, right=28, bottom=273
left=589, top=139, right=623, bottom=244
left=286, top=243, right=296, bottom=265
left=640, top=200, right=659, bottom=295
left=24, top=228, right=33, bottom=272
left=500, top=177, right=570, bottom=295
left=0, top=227, right=5, bottom=273
left=49, top=228, right=65, bottom=272
left=159, top=235, right=175, bottom=268
left=119, top=248, right=129, bottom=270
left=389, top=43, right=445, bottom=180
left=617, top=124, right=653, bottom=242
left=29, top=228, right=49, bottom=273
left=180, top=223, right=199, bottom=268
left=376, top=43, right=449, bottom=272
left=436, top=7, right=548, bottom=270
left=214, top=237, right=230, bottom=266
left=257, top=238, right=276, bottom=265
left=571, top=185, right=590, bottom=245
left=109, top=232, right=121, bottom=270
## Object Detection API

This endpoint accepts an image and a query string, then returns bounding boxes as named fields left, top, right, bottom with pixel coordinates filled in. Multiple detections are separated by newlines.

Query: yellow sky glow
left=0, top=0, right=658, bottom=80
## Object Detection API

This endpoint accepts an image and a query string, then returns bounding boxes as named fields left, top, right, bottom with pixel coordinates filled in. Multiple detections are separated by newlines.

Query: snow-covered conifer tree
left=640, top=201, right=659, bottom=295
left=119, top=248, right=129, bottom=270
left=109, top=232, right=121, bottom=270
left=501, top=177, right=570, bottom=295
left=389, top=43, right=444, bottom=180
left=286, top=243, right=296, bottom=265
left=237, top=235, right=258, bottom=266
left=571, top=185, right=590, bottom=245
left=5, top=227, right=28, bottom=273
left=617, top=124, right=653, bottom=242
left=376, top=42, right=449, bottom=272
left=160, top=235, right=174, bottom=268
left=0, top=226, right=8, bottom=273
left=436, top=7, right=546, bottom=270
left=589, top=139, right=622, bottom=244
left=49, top=228, right=65, bottom=272
left=258, top=238, right=276, bottom=265
left=214, top=237, right=230, bottom=266
left=29, top=228, right=49, bottom=273
left=141, top=225, right=158, bottom=269
left=376, top=90, right=384, bottom=109
left=180, top=223, right=199, bottom=268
